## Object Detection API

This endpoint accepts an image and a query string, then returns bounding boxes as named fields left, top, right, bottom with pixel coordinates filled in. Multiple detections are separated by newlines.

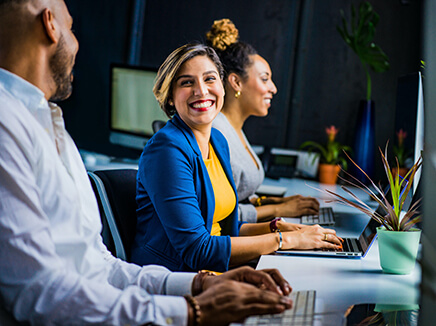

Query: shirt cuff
left=165, top=272, right=196, bottom=296
left=152, top=295, right=189, bottom=326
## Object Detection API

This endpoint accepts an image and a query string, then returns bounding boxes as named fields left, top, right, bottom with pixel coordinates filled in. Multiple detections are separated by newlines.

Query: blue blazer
left=131, top=115, right=242, bottom=272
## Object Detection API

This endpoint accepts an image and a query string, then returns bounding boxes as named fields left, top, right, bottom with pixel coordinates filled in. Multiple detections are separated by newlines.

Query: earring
left=235, top=91, right=241, bottom=99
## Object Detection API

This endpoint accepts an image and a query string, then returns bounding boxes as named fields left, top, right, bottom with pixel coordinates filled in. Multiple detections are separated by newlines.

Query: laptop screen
left=359, top=218, right=380, bottom=252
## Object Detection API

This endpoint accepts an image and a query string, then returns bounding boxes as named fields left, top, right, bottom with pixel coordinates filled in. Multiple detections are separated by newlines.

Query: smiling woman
left=131, top=43, right=343, bottom=273
left=169, top=55, right=225, bottom=147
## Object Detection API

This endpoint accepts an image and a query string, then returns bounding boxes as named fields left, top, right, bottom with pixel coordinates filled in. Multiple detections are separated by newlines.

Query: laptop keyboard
left=301, top=207, right=334, bottom=225
left=243, top=290, right=316, bottom=326
left=322, top=237, right=360, bottom=253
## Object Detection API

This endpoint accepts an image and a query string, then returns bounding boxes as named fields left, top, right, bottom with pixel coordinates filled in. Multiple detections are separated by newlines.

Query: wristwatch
left=269, top=217, right=283, bottom=232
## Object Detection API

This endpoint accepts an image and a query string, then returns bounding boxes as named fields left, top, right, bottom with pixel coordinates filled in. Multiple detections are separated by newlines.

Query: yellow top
left=204, top=143, right=236, bottom=236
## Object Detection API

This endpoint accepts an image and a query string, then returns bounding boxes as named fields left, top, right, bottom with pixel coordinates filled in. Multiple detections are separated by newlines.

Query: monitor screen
left=109, top=64, right=168, bottom=150
left=394, top=71, right=424, bottom=195
left=414, top=71, right=424, bottom=194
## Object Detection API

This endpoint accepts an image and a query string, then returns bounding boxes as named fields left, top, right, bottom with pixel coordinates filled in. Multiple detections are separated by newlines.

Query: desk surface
left=257, top=177, right=421, bottom=322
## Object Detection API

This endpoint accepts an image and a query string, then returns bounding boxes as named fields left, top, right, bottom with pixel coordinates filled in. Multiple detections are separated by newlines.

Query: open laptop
left=276, top=180, right=417, bottom=258
left=242, top=290, right=316, bottom=326
left=277, top=213, right=380, bottom=258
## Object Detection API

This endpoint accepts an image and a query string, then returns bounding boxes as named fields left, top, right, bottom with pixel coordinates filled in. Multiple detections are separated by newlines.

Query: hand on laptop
left=202, top=266, right=292, bottom=296
left=195, top=279, right=292, bottom=326
left=282, top=225, right=343, bottom=250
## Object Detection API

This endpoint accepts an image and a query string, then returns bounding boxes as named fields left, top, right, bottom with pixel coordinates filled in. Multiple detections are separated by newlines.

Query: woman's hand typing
left=281, top=225, right=343, bottom=250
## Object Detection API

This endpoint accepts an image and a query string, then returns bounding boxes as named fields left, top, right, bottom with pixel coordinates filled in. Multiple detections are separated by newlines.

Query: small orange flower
left=396, top=129, right=407, bottom=147
left=325, top=125, right=339, bottom=142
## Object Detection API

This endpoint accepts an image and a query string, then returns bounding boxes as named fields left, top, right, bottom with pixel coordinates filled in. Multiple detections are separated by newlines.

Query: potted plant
left=324, top=143, right=422, bottom=274
left=337, top=1, right=390, bottom=183
left=392, top=129, right=412, bottom=178
left=300, top=126, right=351, bottom=185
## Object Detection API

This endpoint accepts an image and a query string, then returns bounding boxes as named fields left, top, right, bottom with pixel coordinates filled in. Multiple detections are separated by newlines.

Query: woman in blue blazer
left=131, top=43, right=343, bottom=272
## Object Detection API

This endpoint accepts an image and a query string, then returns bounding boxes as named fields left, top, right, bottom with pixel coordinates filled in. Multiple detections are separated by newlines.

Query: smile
left=190, top=100, right=214, bottom=111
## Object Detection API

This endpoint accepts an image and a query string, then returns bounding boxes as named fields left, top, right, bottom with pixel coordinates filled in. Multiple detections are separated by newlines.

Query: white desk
left=257, top=177, right=421, bottom=323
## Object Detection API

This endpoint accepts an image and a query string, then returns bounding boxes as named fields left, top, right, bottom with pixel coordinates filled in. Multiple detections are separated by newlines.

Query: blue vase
left=352, top=100, right=375, bottom=184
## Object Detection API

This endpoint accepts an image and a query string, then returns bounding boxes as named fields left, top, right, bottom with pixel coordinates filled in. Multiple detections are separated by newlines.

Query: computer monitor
left=394, top=71, right=424, bottom=195
left=109, top=63, right=168, bottom=151
left=413, top=71, right=424, bottom=195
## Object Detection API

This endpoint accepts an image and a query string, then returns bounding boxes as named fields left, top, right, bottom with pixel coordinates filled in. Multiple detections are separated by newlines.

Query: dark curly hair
left=206, top=18, right=257, bottom=83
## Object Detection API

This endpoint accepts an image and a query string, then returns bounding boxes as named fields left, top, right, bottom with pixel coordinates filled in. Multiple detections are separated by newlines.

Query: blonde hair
left=153, top=43, right=224, bottom=118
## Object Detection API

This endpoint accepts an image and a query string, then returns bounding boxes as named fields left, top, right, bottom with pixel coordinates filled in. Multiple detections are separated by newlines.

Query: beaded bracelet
left=269, top=217, right=283, bottom=232
left=184, top=295, right=201, bottom=326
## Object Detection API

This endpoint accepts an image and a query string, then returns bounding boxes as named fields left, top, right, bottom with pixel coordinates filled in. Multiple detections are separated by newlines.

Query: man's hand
left=195, top=280, right=292, bottom=326
left=202, top=266, right=292, bottom=296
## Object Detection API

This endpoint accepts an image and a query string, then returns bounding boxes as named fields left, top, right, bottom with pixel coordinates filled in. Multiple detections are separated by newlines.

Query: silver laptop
left=276, top=211, right=380, bottom=258
left=276, top=181, right=405, bottom=258
left=243, top=290, right=316, bottom=326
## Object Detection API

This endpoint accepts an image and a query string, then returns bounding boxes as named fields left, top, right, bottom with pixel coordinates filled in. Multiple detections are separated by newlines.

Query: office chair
left=152, top=120, right=166, bottom=134
left=88, top=169, right=138, bottom=262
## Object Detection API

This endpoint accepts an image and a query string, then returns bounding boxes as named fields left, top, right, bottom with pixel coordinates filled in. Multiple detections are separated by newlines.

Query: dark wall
left=138, top=0, right=301, bottom=152
left=276, top=0, right=422, bottom=180
left=63, top=0, right=422, bottom=181
left=63, top=0, right=134, bottom=158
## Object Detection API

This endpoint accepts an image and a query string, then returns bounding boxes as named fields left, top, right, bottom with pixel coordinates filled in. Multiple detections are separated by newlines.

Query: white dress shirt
left=0, top=68, right=194, bottom=325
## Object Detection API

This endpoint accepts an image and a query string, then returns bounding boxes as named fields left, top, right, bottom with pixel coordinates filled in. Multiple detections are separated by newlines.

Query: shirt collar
left=0, top=67, right=48, bottom=114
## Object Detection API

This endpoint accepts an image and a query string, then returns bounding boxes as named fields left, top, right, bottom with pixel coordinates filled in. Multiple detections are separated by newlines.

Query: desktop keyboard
left=243, top=290, right=316, bottom=326
left=301, top=207, right=334, bottom=225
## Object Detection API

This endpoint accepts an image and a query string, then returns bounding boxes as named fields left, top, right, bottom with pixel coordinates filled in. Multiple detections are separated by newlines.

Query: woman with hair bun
left=208, top=19, right=320, bottom=223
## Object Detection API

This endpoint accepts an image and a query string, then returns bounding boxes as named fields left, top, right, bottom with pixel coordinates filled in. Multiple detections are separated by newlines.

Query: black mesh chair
left=88, top=169, right=138, bottom=262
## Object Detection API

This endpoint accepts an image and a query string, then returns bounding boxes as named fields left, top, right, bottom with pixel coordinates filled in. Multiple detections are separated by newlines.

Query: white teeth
left=265, top=99, right=271, bottom=104
left=192, top=101, right=213, bottom=109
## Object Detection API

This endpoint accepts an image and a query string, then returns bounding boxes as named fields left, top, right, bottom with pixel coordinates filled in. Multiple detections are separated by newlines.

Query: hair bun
left=206, top=18, right=239, bottom=51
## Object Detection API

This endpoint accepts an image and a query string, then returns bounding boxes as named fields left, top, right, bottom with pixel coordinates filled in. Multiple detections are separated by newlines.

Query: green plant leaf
left=320, top=143, right=422, bottom=231
left=337, top=1, right=390, bottom=99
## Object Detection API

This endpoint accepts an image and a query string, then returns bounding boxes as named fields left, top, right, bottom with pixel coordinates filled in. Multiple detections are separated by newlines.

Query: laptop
left=297, top=207, right=335, bottom=226
left=277, top=213, right=380, bottom=258
left=278, top=190, right=395, bottom=258
left=276, top=178, right=418, bottom=258
left=242, top=290, right=316, bottom=326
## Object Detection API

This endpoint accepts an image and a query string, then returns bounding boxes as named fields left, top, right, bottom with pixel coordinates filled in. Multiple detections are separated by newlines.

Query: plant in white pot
left=324, top=143, right=422, bottom=274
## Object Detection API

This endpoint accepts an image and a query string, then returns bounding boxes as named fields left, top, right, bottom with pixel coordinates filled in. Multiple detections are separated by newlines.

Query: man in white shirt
left=0, top=0, right=292, bottom=325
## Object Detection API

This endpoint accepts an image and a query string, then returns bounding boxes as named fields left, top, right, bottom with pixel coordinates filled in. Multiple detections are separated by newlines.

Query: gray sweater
left=213, top=113, right=264, bottom=222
